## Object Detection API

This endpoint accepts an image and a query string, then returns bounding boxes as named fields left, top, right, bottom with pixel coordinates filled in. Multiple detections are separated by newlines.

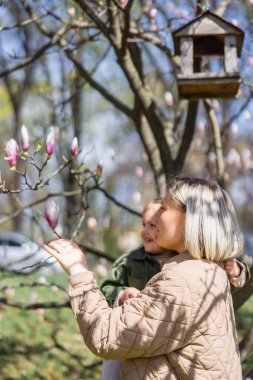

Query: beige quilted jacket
left=69, top=252, right=242, bottom=380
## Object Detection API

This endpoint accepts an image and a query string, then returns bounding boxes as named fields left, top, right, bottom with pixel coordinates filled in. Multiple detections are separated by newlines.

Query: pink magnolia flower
left=121, top=0, right=128, bottom=8
left=149, top=8, right=157, bottom=18
left=230, top=123, right=238, bottom=137
left=68, top=7, right=76, bottom=17
left=4, top=288, right=15, bottom=299
left=103, top=215, right=110, bottom=229
left=44, top=199, right=59, bottom=230
left=231, top=18, right=239, bottom=27
left=36, top=308, right=45, bottom=319
left=247, top=57, right=253, bottom=66
left=20, top=125, right=29, bottom=152
left=135, top=166, right=144, bottom=178
left=164, top=91, right=173, bottom=106
left=132, top=191, right=141, bottom=204
left=179, top=9, right=189, bottom=20
left=46, top=127, right=55, bottom=156
left=95, top=263, right=108, bottom=277
left=243, top=110, right=251, bottom=121
left=5, top=139, right=19, bottom=168
left=96, top=160, right=103, bottom=178
left=208, top=152, right=216, bottom=165
left=71, top=137, right=78, bottom=157
left=197, top=120, right=206, bottom=135
left=87, top=216, right=98, bottom=231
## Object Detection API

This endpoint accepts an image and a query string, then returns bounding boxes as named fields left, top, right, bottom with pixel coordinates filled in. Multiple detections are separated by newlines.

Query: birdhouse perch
left=172, top=11, right=244, bottom=99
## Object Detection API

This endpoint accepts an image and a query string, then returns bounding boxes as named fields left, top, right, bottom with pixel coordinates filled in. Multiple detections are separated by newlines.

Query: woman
left=44, top=177, right=243, bottom=379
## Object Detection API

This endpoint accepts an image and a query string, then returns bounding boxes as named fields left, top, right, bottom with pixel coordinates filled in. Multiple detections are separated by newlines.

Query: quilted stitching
left=69, top=253, right=242, bottom=380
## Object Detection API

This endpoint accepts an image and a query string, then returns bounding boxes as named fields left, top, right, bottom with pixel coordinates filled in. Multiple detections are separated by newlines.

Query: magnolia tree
left=1, top=125, right=108, bottom=268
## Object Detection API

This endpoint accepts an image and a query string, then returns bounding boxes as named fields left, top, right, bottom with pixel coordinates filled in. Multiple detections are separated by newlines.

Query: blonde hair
left=164, top=177, right=243, bottom=262
left=143, top=198, right=162, bottom=216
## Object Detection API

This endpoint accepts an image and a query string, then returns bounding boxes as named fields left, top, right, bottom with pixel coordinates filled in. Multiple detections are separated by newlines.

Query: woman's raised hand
left=43, top=239, right=88, bottom=275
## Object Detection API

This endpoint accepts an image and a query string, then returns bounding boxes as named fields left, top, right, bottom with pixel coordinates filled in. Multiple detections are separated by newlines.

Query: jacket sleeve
left=69, top=270, right=192, bottom=360
left=230, top=260, right=251, bottom=292
left=100, top=255, right=129, bottom=307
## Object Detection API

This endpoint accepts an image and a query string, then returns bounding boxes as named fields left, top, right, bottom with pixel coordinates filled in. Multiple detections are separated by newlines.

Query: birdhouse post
left=172, top=11, right=244, bottom=99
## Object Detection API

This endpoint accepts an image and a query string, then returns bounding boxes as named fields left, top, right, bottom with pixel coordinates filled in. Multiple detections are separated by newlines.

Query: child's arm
left=224, top=259, right=250, bottom=288
left=100, top=254, right=129, bottom=307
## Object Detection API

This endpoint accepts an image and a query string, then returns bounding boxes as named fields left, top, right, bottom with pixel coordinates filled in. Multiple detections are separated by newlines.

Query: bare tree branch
left=175, top=101, right=199, bottom=174
left=0, top=25, right=69, bottom=78
left=204, top=100, right=225, bottom=186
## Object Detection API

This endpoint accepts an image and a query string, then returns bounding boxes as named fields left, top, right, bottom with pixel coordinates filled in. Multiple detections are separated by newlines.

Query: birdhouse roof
left=173, top=10, right=244, bottom=55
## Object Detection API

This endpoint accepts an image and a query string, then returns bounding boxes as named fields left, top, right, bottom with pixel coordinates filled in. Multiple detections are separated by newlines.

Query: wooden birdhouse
left=172, top=10, right=244, bottom=99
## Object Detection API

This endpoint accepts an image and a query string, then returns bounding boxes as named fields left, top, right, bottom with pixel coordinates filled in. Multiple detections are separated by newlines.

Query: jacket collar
left=132, top=246, right=179, bottom=262
left=132, top=246, right=154, bottom=261
left=161, top=251, right=192, bottom=270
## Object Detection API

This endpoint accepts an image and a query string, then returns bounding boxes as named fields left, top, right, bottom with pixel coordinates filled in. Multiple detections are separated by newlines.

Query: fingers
left=48, top=239, right=67, bottom=250
left=43, top=239, right=69, bottom=257
left=42, top=243, right=58, bottom=259
left=49, top=239, right=81, bottom=253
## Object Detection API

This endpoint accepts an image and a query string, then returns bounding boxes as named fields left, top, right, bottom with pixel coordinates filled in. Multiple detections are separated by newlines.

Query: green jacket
left=100, top=246, right=251, bottom=306
left=100, top=246, right=161, bottom=307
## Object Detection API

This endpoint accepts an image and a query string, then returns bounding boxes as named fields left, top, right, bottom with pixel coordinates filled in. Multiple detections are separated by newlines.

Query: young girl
left=43, top=177, right=245, bottom=380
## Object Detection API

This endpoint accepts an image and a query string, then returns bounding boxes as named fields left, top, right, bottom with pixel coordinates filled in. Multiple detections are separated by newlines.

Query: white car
left=0, top=232, right=61, bottom=274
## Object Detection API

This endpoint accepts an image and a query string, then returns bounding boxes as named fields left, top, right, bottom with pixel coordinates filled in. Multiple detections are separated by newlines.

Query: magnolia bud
left=247, top=57, right=253, bottom=67
left=96, top=160, right=103, bottom=178
left=44, top=199, right=59, bottom=230
left=135, top=166, right=144, bottom=178
left=87, top=217, right=98, bottom=231
left=164, top=91, right=173, bottom=106
left=197, top=120, right=206, bottom=135
left=5, top=139, right=19, bottom=168
left=121, top=0, right=128, bottom=8
left=36, top=308, right=45, bottom=319
left=230, top=123, right=238, bottom=137
left=103, top=215, right=110, bottom=229
left=20, top=125, right=29, bottom=152
left=149, top=8, right=157, bottom=18
left=4, top=288, right=15, bottom=299
left=95, top=263, right=108, bottom=277
left=46, top=127, right=55, bottom=156
left=68, top=7, right=76, bottom=17
left=243, top=110, right=251, bottom=121
left=71, top=137, right=78, bottom=157
left=231, top=18, right=239, bottom=27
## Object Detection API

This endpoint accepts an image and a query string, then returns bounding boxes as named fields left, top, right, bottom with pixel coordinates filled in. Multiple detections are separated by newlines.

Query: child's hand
left=224, top=259, right=241, bottom=278
left=118, top=287, right=140, bottom=305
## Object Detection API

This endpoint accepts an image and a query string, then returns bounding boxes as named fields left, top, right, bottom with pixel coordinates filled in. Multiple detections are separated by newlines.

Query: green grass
left=235, top=294, right=253, bottom=376
left=0, top=272, right=102, bottom=380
